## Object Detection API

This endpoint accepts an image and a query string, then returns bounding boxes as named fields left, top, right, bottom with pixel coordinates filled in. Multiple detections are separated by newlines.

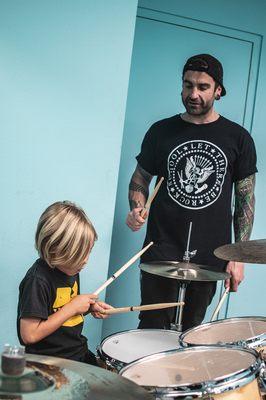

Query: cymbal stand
left=171, top=222, right=197, bottom=332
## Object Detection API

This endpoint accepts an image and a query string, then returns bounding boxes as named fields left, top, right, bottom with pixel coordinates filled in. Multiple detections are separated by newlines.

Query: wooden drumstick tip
left=93, top=241, right=154, bottom=295
left=140, top=177, right=164, bottom=218
left=210, top=287, right=230, bottom=322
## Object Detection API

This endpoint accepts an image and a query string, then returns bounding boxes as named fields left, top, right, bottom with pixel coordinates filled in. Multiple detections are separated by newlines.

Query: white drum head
left=181, top=317, right=266, bottom=346
left=100, top=330, right=180, bottom=364
left=120, top=346, right=259, bottom=388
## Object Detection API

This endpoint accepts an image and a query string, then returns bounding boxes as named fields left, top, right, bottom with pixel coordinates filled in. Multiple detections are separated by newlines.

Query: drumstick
left=93, top=241, right=153, bottom=295
left=102, top=302, right=185, bottom=315
left=210, top=287, right=230, bottom=321
left=140, top=177, right=164, bottom=218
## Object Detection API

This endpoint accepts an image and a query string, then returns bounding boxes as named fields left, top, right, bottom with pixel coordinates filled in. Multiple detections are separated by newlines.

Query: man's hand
left=225, top=261, right=244, bottom=292
left=126, top=207, right=147, bottom=231
left=90, top=301, right=113, bottom=319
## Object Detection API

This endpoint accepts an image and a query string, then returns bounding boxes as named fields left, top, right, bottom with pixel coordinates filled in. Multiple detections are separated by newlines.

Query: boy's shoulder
left=21, top=258, right=52, bottom=285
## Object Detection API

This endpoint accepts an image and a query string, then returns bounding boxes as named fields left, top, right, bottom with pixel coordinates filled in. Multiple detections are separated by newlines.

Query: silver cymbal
left=140, top=261, right=230, bottom=282
left=0, top=353, right=153, bottom=400
left=214, top=239, right=266, bottom=264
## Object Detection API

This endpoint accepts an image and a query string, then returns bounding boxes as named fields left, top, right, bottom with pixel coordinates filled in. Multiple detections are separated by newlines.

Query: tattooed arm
left=128, top=164, right=153, bottom=210
left=126, top=164, right=153, bottom=231
left=234, top=174, right=256, bottom=241
left=225, top=174, right=256, bottom=292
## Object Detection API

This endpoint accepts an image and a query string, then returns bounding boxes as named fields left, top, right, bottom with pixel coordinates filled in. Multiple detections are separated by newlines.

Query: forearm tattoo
left=234, top=174, right=255, bottom=242
left=129, top=199, right=144, bottom=210
left=129, top=181, right=149, bottom=199
left=137, top=164, right=153, bottom=184
left=128, top=164, right=153, bottom=210
left=129, top=180, right=148, bottom=210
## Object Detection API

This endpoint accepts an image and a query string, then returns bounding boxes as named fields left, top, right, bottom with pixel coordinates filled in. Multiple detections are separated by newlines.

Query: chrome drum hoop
left=96, top=341, right=126, bottom=372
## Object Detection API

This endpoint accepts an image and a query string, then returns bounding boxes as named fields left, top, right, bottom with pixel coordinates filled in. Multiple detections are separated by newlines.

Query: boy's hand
left=69, top=294, right=98, bottom=314
left=90, top=301, right=113, bottom=319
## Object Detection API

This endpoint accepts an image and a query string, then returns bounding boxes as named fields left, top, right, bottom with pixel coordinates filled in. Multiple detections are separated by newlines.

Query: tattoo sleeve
left=234, top=174, right=256, bottom=242
left=129, top=181, right=149, bottom=199
left=128, top=164, right=153, bottom=210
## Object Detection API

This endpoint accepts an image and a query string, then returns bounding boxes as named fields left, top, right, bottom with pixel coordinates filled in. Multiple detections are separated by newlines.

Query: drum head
left=120, top=346, right=260, bottom=390
left=100, top=330, right=180, bottom=364
left=181, top=317, right=266, bottom=347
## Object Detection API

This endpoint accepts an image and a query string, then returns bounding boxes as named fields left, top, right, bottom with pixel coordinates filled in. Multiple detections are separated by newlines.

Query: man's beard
left=182, top=96, right=215, bottom=116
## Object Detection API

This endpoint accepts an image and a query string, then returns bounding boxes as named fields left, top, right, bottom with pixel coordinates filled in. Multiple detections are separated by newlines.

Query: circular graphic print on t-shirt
left=167, top=140, right=227, bottom=210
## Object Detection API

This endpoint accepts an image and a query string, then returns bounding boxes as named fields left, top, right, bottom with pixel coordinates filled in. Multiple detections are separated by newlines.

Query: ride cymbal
left=139, top=261, right=230, bottom=282
left=214, top=239, right=266, bottom=264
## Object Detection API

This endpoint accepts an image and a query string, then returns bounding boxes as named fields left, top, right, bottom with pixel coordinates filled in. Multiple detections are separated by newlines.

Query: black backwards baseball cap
left=183, top=54, right=226, bottom=96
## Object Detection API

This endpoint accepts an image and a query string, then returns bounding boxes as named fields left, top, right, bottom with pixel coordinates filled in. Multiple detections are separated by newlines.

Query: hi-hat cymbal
left=0, top=353, right=153, bottom=400
left=139, top=261, right=230, bottom=282
left=214, top=239, right=266, bottom=264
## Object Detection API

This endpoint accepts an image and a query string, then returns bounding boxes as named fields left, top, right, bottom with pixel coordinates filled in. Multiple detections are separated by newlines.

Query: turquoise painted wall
left=0, top=0, right=138, bottom=352
left=103, top=0, right=266, bottom=339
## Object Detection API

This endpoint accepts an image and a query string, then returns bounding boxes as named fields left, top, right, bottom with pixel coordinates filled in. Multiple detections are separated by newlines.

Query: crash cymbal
left=0, top=353, right=153, bottom=400
left=214, top=239, right=266, bottom=264
left=139, top=261, right=230, bottom=282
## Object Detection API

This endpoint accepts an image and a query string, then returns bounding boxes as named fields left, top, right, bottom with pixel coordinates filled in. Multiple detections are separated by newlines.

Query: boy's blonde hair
left=35, top=201, right=97, bottom=269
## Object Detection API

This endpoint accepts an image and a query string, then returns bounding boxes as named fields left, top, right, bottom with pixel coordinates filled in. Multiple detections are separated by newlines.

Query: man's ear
left=215, top=85, right=222, bottom=100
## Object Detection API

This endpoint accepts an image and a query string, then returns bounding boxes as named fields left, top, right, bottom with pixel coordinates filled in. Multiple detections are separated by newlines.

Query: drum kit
left=1, top=237, right=265, bottom=399
left=97, top=235, right=266, bottom=399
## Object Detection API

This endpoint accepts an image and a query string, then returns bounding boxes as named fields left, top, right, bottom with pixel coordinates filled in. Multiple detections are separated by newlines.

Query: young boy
left=17, top=201, right=111, bottom=365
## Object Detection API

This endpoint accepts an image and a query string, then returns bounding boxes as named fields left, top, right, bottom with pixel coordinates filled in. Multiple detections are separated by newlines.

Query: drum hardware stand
left=171, top=222, right=197, bottom=332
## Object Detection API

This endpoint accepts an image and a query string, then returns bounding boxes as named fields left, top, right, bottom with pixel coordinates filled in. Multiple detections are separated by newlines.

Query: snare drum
left=120, top=346, right=263, bottom=399
left=97, top=329, right=180, bottom=372
left=180, top=316, right=266, bottom=351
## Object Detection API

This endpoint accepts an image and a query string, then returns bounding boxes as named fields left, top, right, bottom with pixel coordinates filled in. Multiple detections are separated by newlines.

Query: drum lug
left=203, top=382, right=215, bottom=399
left=106, top=359, right=113, bottom=368
left=236, top=340, right=248, bottom=348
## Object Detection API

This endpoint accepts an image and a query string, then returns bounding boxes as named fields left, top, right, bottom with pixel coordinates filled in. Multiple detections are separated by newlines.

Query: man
left=126, top=54, right=257, bottom=331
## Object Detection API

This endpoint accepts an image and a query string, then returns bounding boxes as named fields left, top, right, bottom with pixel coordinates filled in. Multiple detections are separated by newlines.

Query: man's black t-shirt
left=136, top=115, right=257, bottom=270
left=17, top=258, right=88, bottom=361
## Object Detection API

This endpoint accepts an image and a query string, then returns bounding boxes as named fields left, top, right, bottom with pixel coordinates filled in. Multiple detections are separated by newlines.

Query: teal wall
left=1, top=0, right=265, bottom=357
left=103, top=0, right=266, bottom=339
left=0, top=0, right=138, bottom=352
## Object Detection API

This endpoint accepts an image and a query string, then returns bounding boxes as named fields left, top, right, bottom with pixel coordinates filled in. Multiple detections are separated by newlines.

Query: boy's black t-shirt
left=17, top=258, right=88, bottom=361
left=136, top=114, right=257, bottom=271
